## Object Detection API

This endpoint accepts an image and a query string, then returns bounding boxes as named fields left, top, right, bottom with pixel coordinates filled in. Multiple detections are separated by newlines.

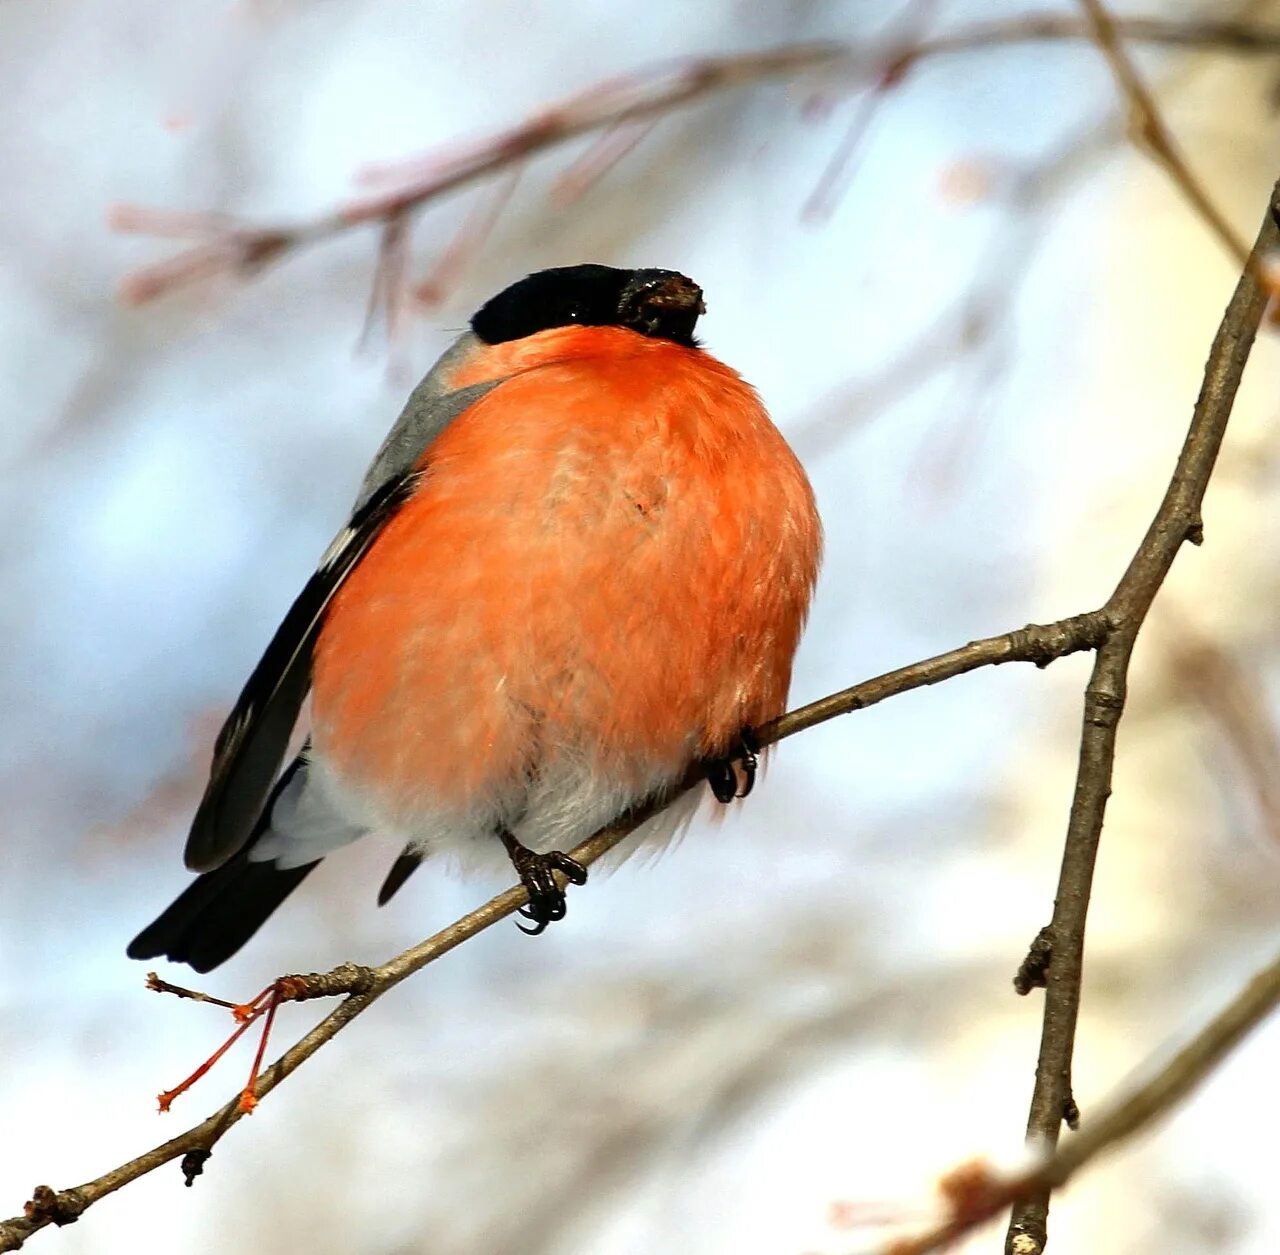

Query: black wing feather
left=130, top=757, right=321, bottom=971
left=184, top=472, right=419, bottom=873
left=377, top=847, right=424, bottom=905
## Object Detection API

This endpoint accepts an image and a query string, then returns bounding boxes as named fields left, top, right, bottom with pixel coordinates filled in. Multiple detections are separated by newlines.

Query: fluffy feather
left=134, top=286, right=821, bottom=970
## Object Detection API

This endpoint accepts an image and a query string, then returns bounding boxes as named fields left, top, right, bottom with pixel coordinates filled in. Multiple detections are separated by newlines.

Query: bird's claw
left=506, top=844, right=588, bottom=935
left=705, top=728, right=760, bottom=803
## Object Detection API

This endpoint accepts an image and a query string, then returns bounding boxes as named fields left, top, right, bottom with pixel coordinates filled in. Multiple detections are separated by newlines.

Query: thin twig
left=917, top=13, right=1280, bottom=60
left=1003, top=173, right=1280, bottom=1255
left=1171, top=626, right=1280, bottom=843
left=143, top=972, right=240, bottom=1012
left=802, top=0, right=941, bottom=222
left=549, top=122, right=657, bottom=206
left=885, top=943, right=1280, bottom=1255
left=357, top=211, right=412, bottom=353
left=763, top=613, right=1108, bottom=745
left=414, top=167, right=522, bottom=306
left=1075, top=0, right=1256, bottom=272
left=0, top=610, right=1113, bottom=1251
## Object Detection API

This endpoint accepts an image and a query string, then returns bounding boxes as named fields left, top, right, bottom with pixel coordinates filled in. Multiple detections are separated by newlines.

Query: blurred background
left=3, top=2, right=1280, bottom=1252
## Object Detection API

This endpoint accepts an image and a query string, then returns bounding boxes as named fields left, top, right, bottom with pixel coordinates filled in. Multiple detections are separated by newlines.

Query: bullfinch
left=129, top=264, right=822, bottom=972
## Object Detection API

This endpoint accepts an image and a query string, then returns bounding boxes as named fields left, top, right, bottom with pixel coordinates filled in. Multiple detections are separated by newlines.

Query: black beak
left=617, top=270, right=705, bottom=345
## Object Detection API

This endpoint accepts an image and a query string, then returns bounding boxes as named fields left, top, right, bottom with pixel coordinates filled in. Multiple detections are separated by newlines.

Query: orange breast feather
left=310, top=326, right=820, bottom=822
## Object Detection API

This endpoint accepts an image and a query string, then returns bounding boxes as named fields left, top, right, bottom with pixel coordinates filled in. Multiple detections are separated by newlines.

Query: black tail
left=127, top=850, right=320, bottom=972
left=128, top=758, right=320, bottom=972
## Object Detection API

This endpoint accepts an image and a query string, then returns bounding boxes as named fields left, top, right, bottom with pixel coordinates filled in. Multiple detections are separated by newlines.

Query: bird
left=128, top=264, right=822, bottom=972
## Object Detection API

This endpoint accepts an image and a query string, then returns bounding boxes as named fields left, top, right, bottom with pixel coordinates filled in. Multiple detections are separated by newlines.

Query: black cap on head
left=471, top=264, right=705, bottom=348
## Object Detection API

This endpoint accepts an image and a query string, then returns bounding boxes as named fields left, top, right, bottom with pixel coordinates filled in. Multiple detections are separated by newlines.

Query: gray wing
left=184, top=334, right=502, bottom=873
left=352, top=332, right=499, bottom=511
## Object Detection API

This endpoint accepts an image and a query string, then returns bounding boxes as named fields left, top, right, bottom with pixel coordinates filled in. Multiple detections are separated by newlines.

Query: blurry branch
left=440, top=932, right=1005, bottom=1255
left=794, top=111, right=1128, bottom=474
left=884, top=943, right=1280, bottom=1255
left=1003, top=174, right=1280, bottom=1255
left=1075, top=0, right=1259, bottom=277
left=111, top=43, right=845, bottom=305
left=0, top=612, right=1119, bottom=1252
left=111, top=14, right=1280, bottom=309
left=919, top=12, right=1280, bottom=58
left=801, top=0, right=941, bottom=221
left=1169, top=625, right=1280, bottom=845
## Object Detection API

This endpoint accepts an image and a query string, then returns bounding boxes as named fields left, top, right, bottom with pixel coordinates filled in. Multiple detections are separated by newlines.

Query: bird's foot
left=704, top=728, right=760, bottom=803
left=500, top=831, right=588, bottom=936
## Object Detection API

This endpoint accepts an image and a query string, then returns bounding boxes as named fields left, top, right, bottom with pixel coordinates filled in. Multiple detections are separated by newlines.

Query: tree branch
left=0, top=608, right=1114, bottom=1251
left=1074, top=0, right=1257, bottom=273
left=112, top=14, right=1280, bottom=306
left=885, top=942, right=1280, bottom=1255
left=1004, top=171, right=1280, bottom=1255
left=763, top=613, right=1109, bottom=745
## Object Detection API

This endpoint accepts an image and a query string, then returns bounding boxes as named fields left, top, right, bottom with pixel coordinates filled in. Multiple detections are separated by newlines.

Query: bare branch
left=919, top=13, right=1280, bottom=60
left=144, top=972, right=241, bottom=1012
left=887, top=943, right=1280, bottom=1255
left=1004, top=171, right=1280, bottom=1255
left=1074, top=0, right=1259, bottom=274
left=113, top=15, right=1280, bottom=306
left=764, top=613, right=1109, bottom=746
